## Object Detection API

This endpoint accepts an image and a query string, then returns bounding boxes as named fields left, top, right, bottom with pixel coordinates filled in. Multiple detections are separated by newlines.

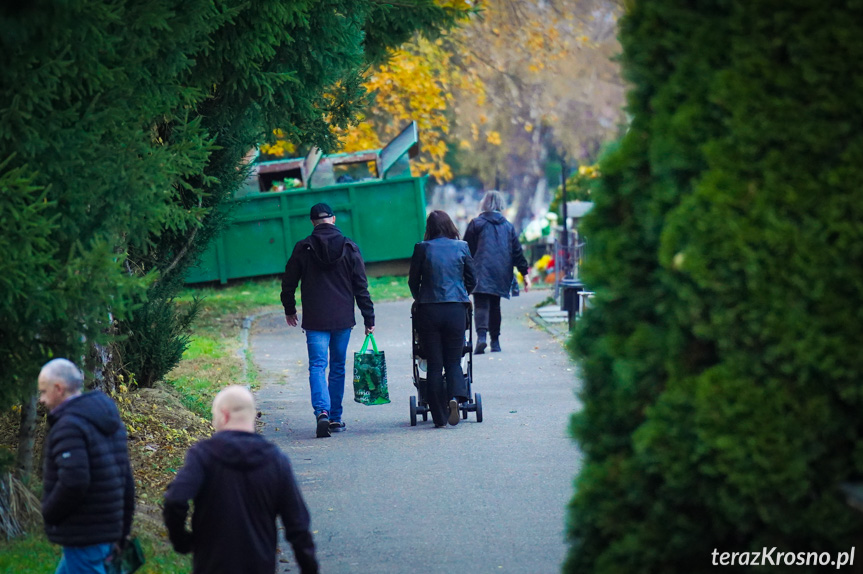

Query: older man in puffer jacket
left=38, top=358, right=135, bottom=574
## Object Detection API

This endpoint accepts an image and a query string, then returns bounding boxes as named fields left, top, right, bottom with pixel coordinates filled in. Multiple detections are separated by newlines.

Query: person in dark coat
left=463, top=190, right=531, bottom=354
left=163, top=385, right=318, bottom=574
left=281, top=202, right=375, bottom=437
left=409, top=210, right=477, bottom=427
left=38, top=358, right=135, bottom=574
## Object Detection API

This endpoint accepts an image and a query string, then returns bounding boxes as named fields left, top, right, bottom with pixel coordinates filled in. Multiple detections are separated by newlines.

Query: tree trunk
left=89, top=340, right=117, bottom=393
left=530, top=176, right=549, bottom=221
left=513, top=123, right=550, bottom=232
left=15, top=390, right=38, bottom=481
left=87, top=312, right=119, bottom=393
left=514, top=172, right=538, bottom=231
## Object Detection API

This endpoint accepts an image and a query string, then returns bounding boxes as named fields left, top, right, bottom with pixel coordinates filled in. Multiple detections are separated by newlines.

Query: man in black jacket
left=163, top=385, right=318, bottom=574
left=38, top=358, right=135, bottom=574
left=281, top=202, right=375, bottom=437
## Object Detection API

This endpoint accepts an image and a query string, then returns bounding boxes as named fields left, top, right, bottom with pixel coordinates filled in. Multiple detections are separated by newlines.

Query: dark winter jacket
left=408, top=238, right=476, bottom=304
left=42, top=391, right=135, bottom=547
left=163, top=430, right=318, bottom=574
left=463, top=211, right=530, bottom=298
left=281, top=223, right=374, bottom=331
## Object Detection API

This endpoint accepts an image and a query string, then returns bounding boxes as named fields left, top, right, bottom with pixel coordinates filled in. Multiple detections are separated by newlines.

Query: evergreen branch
left=159, top=224, right=199, bottom=279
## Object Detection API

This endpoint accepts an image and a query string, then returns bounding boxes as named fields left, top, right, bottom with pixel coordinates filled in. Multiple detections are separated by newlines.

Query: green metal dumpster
left=185, top=123, right=427, bottom=284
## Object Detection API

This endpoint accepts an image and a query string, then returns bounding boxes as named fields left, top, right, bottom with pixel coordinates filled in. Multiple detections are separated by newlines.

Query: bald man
left=163, top=386, right=318, bottom=574
left=38, top=358, right=135, bottom=574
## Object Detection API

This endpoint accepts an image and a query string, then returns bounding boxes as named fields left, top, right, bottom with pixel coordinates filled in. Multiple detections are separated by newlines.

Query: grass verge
left=0, top=530, right=190, bottom=573
left=166, top=275, right=409, bottom=416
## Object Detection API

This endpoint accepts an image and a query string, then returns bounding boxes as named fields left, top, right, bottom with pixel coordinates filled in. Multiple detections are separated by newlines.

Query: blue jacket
left=408, top=237, right=476, bottom=304
left=463, top=211, right=529, bottom=298
left=42, top=391, right=135, bottom=546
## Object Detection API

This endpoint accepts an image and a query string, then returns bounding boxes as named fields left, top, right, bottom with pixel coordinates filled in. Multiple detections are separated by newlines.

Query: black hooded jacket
left=463, top=211, right=530, bottom=298
left=281, top=223, right=375, bottom=331
left=163, top=431, right=318, bottom=574
left=42, top=390, right=135, bottom=546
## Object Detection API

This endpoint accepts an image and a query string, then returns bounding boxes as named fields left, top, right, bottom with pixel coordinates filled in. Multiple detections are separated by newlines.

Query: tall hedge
left=566, top=1, right=863, bottom=571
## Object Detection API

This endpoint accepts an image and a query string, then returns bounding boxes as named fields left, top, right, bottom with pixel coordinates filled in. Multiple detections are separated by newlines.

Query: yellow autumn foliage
left=262, top=1, right=482, bottom=183
left=259, top=0, right=623, bottom=192
left=336, top=35, right=481, bottom=183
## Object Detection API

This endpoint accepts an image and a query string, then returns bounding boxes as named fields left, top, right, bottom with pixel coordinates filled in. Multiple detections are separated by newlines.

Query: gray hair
left=41, top=358, right=84, bottom=393
left=480, top=190, right=506, bottom=213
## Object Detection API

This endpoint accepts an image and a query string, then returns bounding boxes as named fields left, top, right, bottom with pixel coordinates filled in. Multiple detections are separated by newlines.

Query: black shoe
left=316, top=412, right=331, bottom=438
left=447, top=399, right=460, bottom=426
left=474, top=332, right=487, bottom=355
left=490, top=338, right=501, bottom=352
left=329, top=421, right=346, bottom=433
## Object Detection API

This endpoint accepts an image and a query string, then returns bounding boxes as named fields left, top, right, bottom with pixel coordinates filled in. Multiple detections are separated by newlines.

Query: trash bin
left=559, top=279, right=583, bottom=329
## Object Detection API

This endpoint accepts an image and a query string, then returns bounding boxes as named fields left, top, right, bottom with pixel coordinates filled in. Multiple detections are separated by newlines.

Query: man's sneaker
left=316, top=412, right=331, bottom=438
left=490, top=338, right=501, bottom=352
left=447, top=399, right=460, bottom=426
left=329, top=421, right=346, bottom=433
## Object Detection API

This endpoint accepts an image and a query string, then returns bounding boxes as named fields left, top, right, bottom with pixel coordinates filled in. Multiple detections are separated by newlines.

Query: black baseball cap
left=309, top=202, right=334, bottom=220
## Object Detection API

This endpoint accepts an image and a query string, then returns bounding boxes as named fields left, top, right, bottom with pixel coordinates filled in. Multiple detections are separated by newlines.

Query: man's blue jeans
left=55, top=543, right=113, bottom=574
left=306, top=328, right=352, bottom=422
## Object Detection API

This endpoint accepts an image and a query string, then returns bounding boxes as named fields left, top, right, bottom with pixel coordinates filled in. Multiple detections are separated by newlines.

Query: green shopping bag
left=353, top=333, right=390, bottom=405
left=104, top=537, right=145, bottom=574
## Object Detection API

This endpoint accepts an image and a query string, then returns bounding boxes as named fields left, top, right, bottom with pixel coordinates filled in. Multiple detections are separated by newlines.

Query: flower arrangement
left=532, top=254, right=556, bottom=283
left=520, top=212, right=558, bottom=244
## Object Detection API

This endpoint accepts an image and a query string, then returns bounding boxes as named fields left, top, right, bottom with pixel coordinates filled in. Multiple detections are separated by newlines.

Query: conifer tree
left=119, top=0, right=467, bottom=386
left=0, top=0, right=466, bottom=475
left=566, top=2, right=863, bottom=571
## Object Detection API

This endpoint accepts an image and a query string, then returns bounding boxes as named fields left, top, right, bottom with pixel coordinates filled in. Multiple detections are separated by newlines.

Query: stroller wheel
left=475, top=393, right=483, bottom=423
left=409, top=396, right=417, bottom=427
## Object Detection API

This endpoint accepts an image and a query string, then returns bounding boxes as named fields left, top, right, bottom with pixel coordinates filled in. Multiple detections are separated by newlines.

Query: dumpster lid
left=255, top=121, right=421, bottom=190
left=380, top=121, right=419, bottom=179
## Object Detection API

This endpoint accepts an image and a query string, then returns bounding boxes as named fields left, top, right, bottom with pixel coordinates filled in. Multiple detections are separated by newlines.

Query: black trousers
left=473, top=293, right=502, bottom=337
left=416, top=302, right=469, bottom=426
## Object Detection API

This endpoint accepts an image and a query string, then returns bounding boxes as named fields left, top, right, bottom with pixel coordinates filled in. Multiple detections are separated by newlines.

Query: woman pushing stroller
left=408, top=211, right=477, bottom=427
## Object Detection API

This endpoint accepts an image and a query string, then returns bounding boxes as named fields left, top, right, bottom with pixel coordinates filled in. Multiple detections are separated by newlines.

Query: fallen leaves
left=112, top=386, right=213, bottom=516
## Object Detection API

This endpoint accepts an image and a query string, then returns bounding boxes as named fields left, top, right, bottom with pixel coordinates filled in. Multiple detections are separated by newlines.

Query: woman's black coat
left=463, top=211, right=529, bottom=298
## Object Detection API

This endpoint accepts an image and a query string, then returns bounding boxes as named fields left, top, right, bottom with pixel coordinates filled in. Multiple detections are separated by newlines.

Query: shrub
left=566, top=2, right=863, bottom=572
left=117, top=294, right=201, bottom=388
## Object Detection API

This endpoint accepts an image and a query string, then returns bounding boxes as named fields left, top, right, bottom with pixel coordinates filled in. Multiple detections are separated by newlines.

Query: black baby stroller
left=409, top=302, right=483, bottom=426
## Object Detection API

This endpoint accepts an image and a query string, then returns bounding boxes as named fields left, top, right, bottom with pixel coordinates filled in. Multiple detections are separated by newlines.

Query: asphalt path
left=253, top=289, right=581, bottom=574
